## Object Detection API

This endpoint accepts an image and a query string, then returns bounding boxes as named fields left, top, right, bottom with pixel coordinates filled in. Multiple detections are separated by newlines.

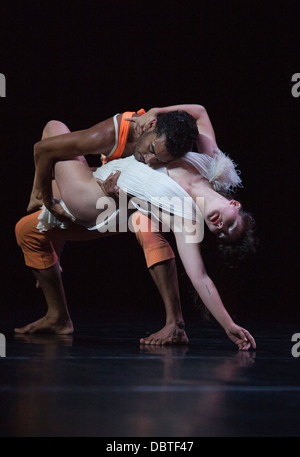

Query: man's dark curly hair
left=216, top=209, right=258, bottom=268
left=154, top=110, right=198, bottom=157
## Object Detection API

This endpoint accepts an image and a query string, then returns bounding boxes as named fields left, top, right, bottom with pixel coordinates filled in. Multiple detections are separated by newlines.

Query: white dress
left=36, top=149, right=242, bottom=232
left=180, top=148, right=242, bottom=193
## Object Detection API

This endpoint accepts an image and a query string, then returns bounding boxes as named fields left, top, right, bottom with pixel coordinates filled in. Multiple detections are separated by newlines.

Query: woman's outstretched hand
left=225, top=323, right=256, bottom=351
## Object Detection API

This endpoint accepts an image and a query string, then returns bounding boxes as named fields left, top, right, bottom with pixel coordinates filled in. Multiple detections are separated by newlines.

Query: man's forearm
left=33, top=145, right=55, bottom=204
left=33, top=115, right=117, bottom=163
left=32, top=128, right=103, bottom=202
left=149, top=104, right=206, bottom=121
left=34, top=130, right=86, bottom=162
left=148, top=104, right=217, bottom=152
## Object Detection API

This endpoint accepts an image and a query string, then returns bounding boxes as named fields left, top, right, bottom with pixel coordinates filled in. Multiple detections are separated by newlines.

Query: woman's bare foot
left=140, top=322, right=189, bottom=346
left=14, top=314, right=74, bottom=335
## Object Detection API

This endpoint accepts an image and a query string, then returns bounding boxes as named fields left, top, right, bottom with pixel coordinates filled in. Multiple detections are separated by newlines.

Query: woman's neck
left=194, top=183, right=229, bottom=217
left=165, top=161, right=228, bottom=217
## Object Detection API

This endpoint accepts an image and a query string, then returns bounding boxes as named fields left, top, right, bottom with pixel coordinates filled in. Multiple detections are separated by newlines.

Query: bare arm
left=148, top=104, right=216, bottom=140
left=34, top=116, right=118, bottom=162
left=174, top=230, right=256, bottom=350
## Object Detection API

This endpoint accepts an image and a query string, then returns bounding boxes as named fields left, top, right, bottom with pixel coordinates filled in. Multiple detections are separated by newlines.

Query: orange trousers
left=15, top=210, right=175, bottom=270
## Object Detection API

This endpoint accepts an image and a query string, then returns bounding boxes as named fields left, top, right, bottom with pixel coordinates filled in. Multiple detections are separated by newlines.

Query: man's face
left=133, top=132, right=174, bottom=166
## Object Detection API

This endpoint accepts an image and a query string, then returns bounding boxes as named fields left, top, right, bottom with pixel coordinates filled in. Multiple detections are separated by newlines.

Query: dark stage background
left=0, top=1, right=299, bottom=333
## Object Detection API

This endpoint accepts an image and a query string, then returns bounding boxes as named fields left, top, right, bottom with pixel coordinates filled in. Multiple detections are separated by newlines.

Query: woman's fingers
left=243, top=329, right=257, bottom=349
left=238, top=328, right=256, bottom=350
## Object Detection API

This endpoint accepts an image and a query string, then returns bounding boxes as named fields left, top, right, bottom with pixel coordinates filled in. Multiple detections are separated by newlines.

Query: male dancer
left=15, top=104, right=216, bottom=344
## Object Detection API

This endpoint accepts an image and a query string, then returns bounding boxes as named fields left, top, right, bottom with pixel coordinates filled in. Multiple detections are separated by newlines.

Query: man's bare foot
left=27, top=193, right=43, bottom=213
left=140, top=322, right=189, bottom=346
left=14, top=315, right=74, bottom=335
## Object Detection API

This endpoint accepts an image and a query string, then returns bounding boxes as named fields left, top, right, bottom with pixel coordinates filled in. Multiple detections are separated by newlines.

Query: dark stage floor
left=0, top=316, right=299, bottom=438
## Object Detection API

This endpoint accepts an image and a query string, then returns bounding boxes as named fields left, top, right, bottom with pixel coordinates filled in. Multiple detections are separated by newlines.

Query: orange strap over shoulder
left=101, top=109, right=145, bottom=165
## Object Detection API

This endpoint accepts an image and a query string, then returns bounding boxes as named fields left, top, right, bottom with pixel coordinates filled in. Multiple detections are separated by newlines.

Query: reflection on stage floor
left=0, top=317, right=299, bottom=437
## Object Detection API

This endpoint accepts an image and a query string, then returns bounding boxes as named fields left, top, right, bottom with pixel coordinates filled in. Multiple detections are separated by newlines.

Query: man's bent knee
left=132, top=214, right=175, bottom=268
left=15, top=212, right=58, bottom=269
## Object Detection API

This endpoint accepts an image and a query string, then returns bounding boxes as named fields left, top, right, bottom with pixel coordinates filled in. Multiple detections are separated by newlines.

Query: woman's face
left=206, top=200, right=244, bottom=242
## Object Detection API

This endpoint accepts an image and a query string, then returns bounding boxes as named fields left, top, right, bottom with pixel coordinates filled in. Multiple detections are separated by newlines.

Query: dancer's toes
left=14, top=316, right=73, bottom=335
left=140, top=323, right=189, bottom=346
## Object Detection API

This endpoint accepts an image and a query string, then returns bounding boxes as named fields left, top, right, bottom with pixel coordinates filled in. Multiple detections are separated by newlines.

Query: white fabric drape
left=37, top=149, right=241, bottom=232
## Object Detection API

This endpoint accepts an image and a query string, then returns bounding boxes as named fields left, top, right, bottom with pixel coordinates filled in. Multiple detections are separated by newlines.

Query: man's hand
left=27, top=191, right=44, bottom=213
left=125, top=109, right=157, bottom=135
left=96, top=171, right=121, bottom=202
left=225, top=323, right=257, bottom=351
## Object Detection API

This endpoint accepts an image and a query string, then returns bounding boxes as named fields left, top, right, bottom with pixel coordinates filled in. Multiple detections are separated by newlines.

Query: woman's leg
left=43, top=121, right=110, bottom=224
left=53, top=156, right=107, bottom=225
left=30, top=120, right=111, bottom=226
left=27, top=120, right=74, bottom=212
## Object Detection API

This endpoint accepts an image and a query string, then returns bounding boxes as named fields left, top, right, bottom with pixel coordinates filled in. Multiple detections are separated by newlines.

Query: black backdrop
left=0, top=0, right=299, bottom=330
